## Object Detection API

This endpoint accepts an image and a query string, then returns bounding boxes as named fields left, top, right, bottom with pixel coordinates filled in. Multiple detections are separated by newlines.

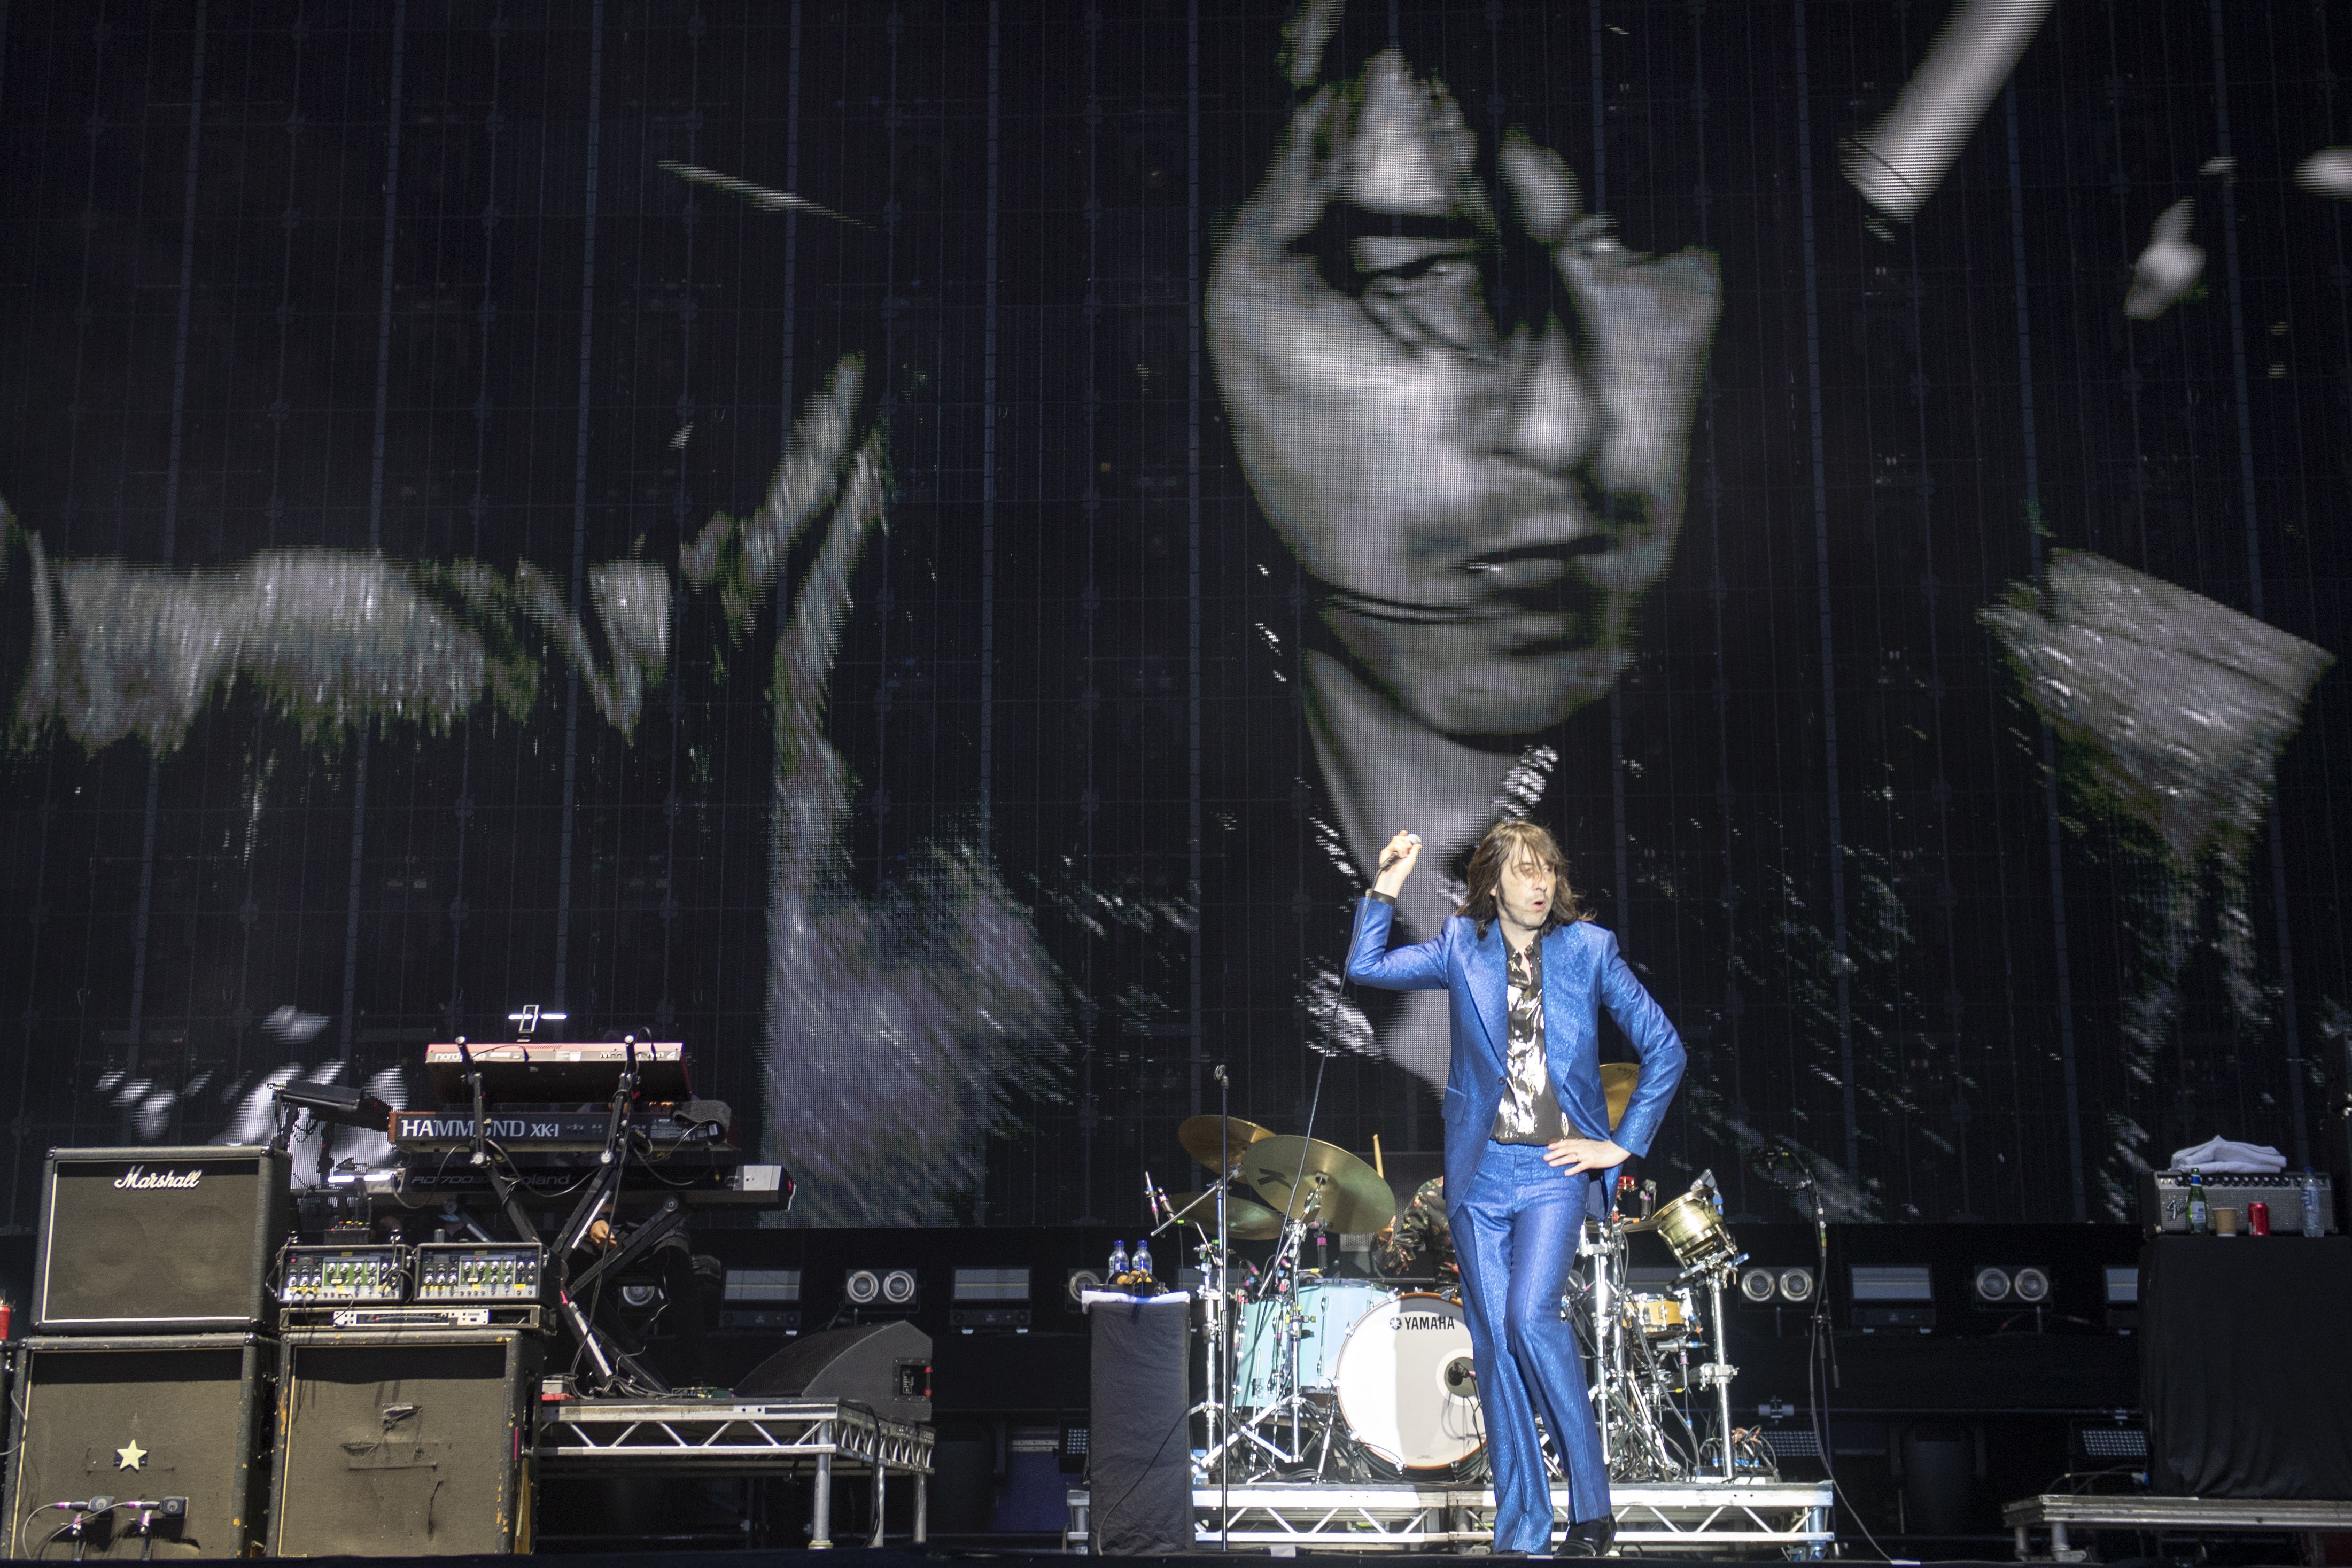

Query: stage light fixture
left=723, top=1268, right=801, bottom=1304
left=1065, top=1268, right=1103, bottom=1310
left=1738, top=1266, right=1777, bottom=1304
left=1973, top=1263, right=2051, bottom=1307
left=1850, top=1263, right=1936, bottom=1332
left=1777, top=1267, right=1816, bottom=1303
left=881, top=1268, right=918, bottom=1306
left=844, top=1268, right=881, bottom=1305
left=952, top=1267, right=1029, bottom=1302
left=619, top=1283, right=661, bottom=1308
left=720, top=1268, right=802, bottom=1331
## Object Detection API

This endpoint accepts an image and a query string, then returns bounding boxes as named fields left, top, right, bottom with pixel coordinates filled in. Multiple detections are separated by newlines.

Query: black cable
left=1088, top=1399, right=1200, bottom=1547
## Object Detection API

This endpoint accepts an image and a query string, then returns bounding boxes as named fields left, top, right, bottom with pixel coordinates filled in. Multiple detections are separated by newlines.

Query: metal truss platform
left=1065, top=1479, right=1833, bottom=1555
left=2003, top=1492, right=2352, bottom=1562
left=536, top=1396, right=933, bottom=1549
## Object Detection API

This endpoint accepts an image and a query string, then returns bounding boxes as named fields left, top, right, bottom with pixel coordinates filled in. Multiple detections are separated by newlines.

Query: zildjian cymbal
left=1167, top=1188, right=1284, bottom=1240
left=1179, top=1115, right=1276, bottom=1176
left=1602, top=1062, right=1640, bottom=1134
left=1243, top=1135, right=1398, bottom=1235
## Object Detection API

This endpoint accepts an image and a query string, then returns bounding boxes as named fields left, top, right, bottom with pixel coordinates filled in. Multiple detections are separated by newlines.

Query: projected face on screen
left=1208, top=48, right=1719, bottom=739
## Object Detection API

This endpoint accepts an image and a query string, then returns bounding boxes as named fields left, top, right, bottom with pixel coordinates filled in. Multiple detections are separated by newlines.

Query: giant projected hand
left=1207, top=41, right=1718, bottom=1084
left=0, top=506, right=667, bottom=751
left=692, top=358, right=1061, bottom=1224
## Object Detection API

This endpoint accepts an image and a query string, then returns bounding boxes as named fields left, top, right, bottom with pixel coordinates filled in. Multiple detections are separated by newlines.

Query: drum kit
left=1150, top=1065, right=1773, bottom=1490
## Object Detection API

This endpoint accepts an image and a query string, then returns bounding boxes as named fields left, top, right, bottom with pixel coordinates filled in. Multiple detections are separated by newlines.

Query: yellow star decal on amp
left=115, top=1439, right=146, bottom=1471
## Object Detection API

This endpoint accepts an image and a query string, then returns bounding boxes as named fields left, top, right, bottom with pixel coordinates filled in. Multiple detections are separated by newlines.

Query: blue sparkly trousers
left=1451, top=1140, right=1610, bottom=1554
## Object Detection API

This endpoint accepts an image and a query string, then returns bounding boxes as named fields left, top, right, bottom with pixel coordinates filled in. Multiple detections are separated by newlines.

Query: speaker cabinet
left=267, top=1328, right=541, bottom=1556
left=736, top=1320, right=933, bottom=1423
left=4, top=1334, right=274, bottom=1559
left=34, top=1147, right=290, bottom=1333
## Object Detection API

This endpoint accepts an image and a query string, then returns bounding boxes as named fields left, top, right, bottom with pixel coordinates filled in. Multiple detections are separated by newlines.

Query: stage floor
left=1066, top=1479, right=1835, bottom=1555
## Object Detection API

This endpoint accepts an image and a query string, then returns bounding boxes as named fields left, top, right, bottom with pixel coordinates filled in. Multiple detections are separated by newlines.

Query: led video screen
left=0, top=1, right=2344, bottom=1225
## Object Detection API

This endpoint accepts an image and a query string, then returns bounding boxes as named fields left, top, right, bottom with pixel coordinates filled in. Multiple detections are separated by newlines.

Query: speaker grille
left=269, top=1329, right=540, bottom=1556
left=35, top=1148, right=289, bottom=1332
left=5, top=1334, right=271, bottom=1559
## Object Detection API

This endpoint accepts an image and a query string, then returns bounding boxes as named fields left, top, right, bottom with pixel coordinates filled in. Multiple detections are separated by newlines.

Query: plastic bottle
left=1135, top=1238, right=1154, bottom=1280
left=2186, top=1171, right=2209, bottom=1235
left=1109, top=1238, right=1129, bottom=1278
left=2302, top=1169, right=2326, bottom=1237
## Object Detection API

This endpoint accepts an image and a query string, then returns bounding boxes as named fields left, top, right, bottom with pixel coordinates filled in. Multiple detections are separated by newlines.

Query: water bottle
left=1109, top=1239, right=1129, bottom=1278
left=1135, top=1238, right=1154, bottom=1280
left=2302, top=1170, right=2327, bottom=1237
left=2186, top=1171, right=2209, bottom=1235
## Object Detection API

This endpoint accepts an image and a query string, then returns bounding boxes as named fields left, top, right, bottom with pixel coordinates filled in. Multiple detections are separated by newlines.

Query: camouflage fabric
left=1377, top=1175, right=1455, bottom=1279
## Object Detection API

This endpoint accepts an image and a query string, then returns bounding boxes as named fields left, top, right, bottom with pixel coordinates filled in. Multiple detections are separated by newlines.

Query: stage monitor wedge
left=34, top=1147, right=290, bottom=1334
left=4, top=1333, right=274, bottom=1559
left=736, top=1319, right=932, bottom=1424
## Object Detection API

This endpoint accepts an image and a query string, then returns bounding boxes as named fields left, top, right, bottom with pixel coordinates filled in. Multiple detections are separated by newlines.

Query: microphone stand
left=1216, top=1062, right=1231, bottom=1550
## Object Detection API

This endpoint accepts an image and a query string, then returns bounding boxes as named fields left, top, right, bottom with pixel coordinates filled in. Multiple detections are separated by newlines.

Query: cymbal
left=1179, top=1115, right=1275, bottom=1175
left=1241, top=1135, right=1398, bottom=1235
left=1602, top=1062, right=1640, bottom=1132
left=1168, top=1188, right=1283, bottom=1240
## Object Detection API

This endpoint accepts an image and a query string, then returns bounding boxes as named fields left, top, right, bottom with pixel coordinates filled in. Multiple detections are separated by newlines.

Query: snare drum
left=1626, top=1293, right=1687, bottom=1337
left=1332, top=1292, right=1486, bottom=1472
left=1232, top=1278, right=1393, bottom=1408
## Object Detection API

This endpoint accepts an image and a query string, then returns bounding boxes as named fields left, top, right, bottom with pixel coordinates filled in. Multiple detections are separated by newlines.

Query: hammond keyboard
left=390, top=1107, right=733, bottom=1155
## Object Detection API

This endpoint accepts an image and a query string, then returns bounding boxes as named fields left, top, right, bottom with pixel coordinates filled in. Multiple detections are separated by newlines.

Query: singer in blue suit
left=1348, top=820, right=1686, bottom=1557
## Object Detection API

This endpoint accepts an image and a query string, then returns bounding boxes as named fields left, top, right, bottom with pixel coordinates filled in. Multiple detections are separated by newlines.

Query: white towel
left=2168, top=1135, right=2288, bottom=1175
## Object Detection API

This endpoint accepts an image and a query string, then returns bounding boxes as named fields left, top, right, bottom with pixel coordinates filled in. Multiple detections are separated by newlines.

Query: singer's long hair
left=1457, top=820, right=1588, bottom=940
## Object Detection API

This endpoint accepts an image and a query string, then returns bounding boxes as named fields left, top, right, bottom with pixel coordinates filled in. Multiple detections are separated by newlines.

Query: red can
left=2247, top=1201, right=2270, bottom=1236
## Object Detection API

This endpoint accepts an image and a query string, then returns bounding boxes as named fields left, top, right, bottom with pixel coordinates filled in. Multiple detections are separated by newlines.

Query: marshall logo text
left=112, top=1166, right=204, bottom=1191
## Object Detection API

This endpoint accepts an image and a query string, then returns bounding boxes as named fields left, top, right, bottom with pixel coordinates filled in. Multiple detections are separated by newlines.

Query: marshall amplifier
left=34, top=1147, right=291, bottom=1333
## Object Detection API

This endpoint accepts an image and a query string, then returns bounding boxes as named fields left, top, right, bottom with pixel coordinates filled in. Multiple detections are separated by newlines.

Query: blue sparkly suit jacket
left=1346, top=894, right=1687, bottom=1207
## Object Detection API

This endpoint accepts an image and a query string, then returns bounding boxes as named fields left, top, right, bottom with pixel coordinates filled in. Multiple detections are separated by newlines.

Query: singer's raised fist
left=1373, top=830, right=1422, bottom=895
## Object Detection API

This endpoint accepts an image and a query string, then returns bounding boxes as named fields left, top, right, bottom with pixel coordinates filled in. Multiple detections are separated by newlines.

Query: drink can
left=2247, top=1201, right=2270, bottom=1236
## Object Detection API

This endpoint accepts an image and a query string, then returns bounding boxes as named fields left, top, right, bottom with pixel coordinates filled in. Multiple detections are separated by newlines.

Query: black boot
left=1559, top=1513, right=1615, bottom=1557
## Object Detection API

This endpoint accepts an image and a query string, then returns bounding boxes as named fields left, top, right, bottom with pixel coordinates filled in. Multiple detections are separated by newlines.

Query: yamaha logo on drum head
left=1393, top=1313, right=1450, bottom=1330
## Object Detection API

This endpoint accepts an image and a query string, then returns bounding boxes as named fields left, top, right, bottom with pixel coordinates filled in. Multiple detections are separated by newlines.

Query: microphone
left=1377, top=833, right=1422, bottom=873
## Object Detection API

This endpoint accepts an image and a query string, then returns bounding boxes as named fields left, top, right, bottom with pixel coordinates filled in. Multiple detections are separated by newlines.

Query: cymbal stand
left=1199, top=1201, right=1322, bottom=1481
left=1152, top=1182, right=1272, bottom=1485
left=1578, top=1215, right=1621, bottom=1469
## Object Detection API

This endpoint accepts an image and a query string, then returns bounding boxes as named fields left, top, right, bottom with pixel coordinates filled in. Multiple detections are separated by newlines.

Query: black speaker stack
left=5, top=1147, right=286, bottom=1559
left=5, top=1146, right=538, bottom=1559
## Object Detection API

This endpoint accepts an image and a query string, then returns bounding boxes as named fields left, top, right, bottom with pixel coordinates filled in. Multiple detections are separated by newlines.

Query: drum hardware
left=1159, top=1186, right=1282, bottom=1241
left=1174, top=1082, right=1764, bottom=1500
